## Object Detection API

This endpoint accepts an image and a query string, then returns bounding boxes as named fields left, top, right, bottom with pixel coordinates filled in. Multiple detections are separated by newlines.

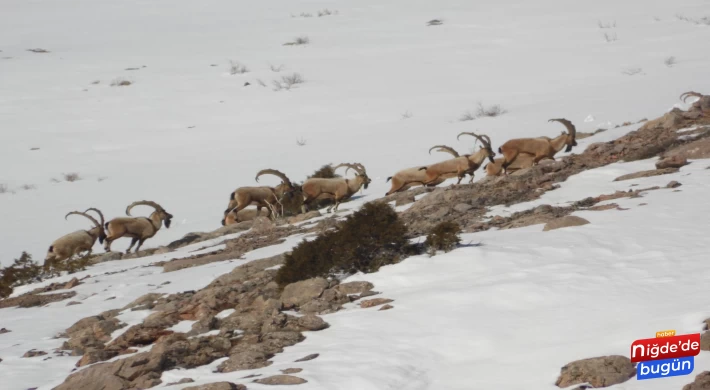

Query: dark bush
left=275, top=202, right=411, bottom=286
left=0, top=252, right=43, bottom=298
left=425, top=221, right=461, bottom=255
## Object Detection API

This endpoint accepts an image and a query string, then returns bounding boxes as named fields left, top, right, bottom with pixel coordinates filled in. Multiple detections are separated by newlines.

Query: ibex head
left=548, top=118, right=577, bottom=152
left=126, top=200, right=173, bottom=228
left=458, top=132, right=496, bottom=163
left=334, top=163, right=371, bottom=189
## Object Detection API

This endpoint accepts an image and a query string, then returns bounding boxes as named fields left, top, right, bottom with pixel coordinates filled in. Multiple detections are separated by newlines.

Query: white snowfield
left=2, top=0, right=710, bottom=389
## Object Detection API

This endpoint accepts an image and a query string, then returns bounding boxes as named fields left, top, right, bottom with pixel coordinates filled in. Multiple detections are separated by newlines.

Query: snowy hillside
left=2, top=0, right=710, bottom=390
left=2, top=0, right=709, bottom=264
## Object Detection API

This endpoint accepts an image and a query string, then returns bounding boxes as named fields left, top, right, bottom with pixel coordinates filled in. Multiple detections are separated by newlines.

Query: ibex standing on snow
left=497, top=118, right=577, bottom=175
left=104, top=200, right=173, bottom=254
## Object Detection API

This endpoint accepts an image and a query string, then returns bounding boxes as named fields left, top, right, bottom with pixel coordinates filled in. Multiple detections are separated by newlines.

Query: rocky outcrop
left=184, top=383, right=246, bottom=390
left=254, top=375, right=307, bottom=385
left=360, top=298, right=394, bottom=308
left=555, top=355, right=635, bottom=388
left=656, top=155, right=688, bottom=169
left=0, top=290, right=77, bottom=309
left=614, top=168, right=679, bottom=181
left=52, top=255, right=344, bottom=390
left=542, top=216, right=590, bottom=231
left=683, top=371, right=710, bottom=390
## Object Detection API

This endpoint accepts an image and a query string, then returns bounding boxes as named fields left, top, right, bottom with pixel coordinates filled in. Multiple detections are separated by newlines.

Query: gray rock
left=555, top=355, right=635, bottom=388
left=254, top=375, right=307, bottom=385
left=543, top=216, right=590, bottom=231
left=280, top=278, right=329, bottom=308
left=184, top=382, right=246, bottom=390
left=335, top=281, right=374, bottom=295
left=294, top=353, right=319, bottom=362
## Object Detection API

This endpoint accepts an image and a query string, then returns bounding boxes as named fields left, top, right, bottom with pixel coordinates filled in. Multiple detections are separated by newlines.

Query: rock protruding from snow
left=555, top=355, right=635, bottom=388
left=254, top=374, right=307, bottom=385
left=683, top=371, right=710, bottom=390
left=184, top=382, right=247, bottom=390
left=280, top=278, right=329, bottom=309
left=0, top=290, right=77, bottom=309
left=294, top=353, right=319, bottom=362
left=656, top=155, right=688, bottom=169
left=360, top=298, right=394, bottom=308
left=0, top=328, right=10, bottom=334
left=22, top=349, right=47, bottom=358
left=614, top=168, right=680, bottom=181
left=379, top=304, right=394, bottom=311
left=90, top=251, right=123, bottom=264
left=287, top=210, right=321, bottom=224
left=281, top=368, right=303, bottom=374
left=542, top=216, right=590, bottom=232
left=335, top=281, right=374, bottom=296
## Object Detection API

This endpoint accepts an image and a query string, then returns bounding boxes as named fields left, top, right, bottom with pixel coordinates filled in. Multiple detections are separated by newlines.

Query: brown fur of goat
left=385, top=145, right=467, bottom=196
left=223, top=169, right=296, bottom=223
left=104, top=201, right=172, bottom=254
left=498, top=118, right=577, bottom=175
left=301, top=163, right=371, bottom=213
left=45, top=211, right=106, bottom=269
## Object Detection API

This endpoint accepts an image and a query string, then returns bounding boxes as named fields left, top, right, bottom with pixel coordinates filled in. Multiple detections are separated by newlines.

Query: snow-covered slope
left=2, top=1, right=710, bottom=389
left=1, top=0, right=709, bottom=264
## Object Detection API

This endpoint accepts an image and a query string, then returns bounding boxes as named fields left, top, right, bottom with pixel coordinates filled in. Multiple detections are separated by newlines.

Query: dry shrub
left=0, top=252, right=43, bottom=298
left=27, top=48, right=50, bottom=53
left=110, top=78, right=131, bottom=87
left=0, top=184, right=8, bottom=194
left=284, top=36, right=310, bottom=46
left=425, top=221, right=461, bottom=255
left=63, top=172, right=81, bottom=182
left=275, top=202, right=412, bottom=287
left=475, top=102, right=507, bottom=117
left=229, top=61, right=249, bottom=75
left=427, top=19, right=443, bottom=26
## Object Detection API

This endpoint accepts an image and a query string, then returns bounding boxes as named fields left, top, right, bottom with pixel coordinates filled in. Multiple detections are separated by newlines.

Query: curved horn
left=85, top=207, right=105, bottom=226
left=255, top=169, right=292, bottom=187
left=65, top=211, right=101, bottom=230
left=548, top=118, right=576, bottom=139
left=352, top=163, right=366, bottom=175
left=481, top=134, right=492, bottom=148
left=126, top=200, right=164, bottom=216
left=457, top=131, right=487, bottom=147
left=333, top=163, right=363, bottom=176
left=680, top=91, right=703, bottom=103
left=428, top=145, right=460, bottom=157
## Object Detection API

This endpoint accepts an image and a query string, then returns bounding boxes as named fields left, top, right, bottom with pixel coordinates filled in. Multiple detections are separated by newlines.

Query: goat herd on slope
left=43, top=91, right=705, bottom=270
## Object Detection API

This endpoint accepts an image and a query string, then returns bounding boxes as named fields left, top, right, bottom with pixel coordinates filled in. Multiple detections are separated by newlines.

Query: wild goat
left=485, top=153, right=536, bottom=176
left=222, top=169, right=296, bottom=224
left=221, top=207, right=271, bottom=226
left=497, top=118, right=577, bottom=175
left=104, top=200, right=173, bottom=254
left=301, top=163, right=371, bottom=213
left=419, top=132, right=496, bottom=185
left=385, top=145, right=467, bottom=196
left=44, top=210, right=106, bottom=269
left=680, top=91, right=710, bottom=112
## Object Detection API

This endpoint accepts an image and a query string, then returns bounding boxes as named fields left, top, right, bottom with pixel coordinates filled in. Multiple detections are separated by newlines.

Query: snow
left=2, top=0, right=710, bottom=389
left=2, top=0, right=709, bottom=266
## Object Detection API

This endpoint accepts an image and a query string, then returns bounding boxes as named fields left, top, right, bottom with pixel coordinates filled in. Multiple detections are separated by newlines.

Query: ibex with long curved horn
left=385, top=145, right=467, bottom=196
left=103, top=200, right=173, bottom=254
left=301, top=162, right=371, bottom=213
left=44, top=210, right=107, bottom=269
left=419, top=132, right=496, bottom=185
left=497, top=118, right=577, bottom=175
left=680, top=91, right=710, bottom=112
left=221, top=169, right=296, bottom=225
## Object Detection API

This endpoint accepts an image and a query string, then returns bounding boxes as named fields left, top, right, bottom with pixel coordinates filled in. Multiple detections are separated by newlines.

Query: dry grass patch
left=283, top=36, right=310, bottom=46
left=62, top=172, right=81, bottom=182
left=27, top=48, right=50, bottom=53
left=110, top=78, right=132, bottom=87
